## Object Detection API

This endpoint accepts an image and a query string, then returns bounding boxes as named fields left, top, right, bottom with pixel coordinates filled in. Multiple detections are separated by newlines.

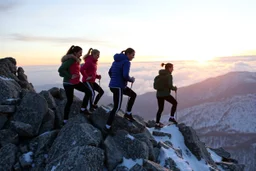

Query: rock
left=0, top=129, right=19, bottom=146
left=209, top=147, right=231, bottom=159
left=143, top=159, right=170, bottom=171
left=10, top=121, right=34, bottom=137
left=45, top=146, right=104, bottom=171
left=104, top=130, right=149, bottom=170
left=13, top=92, right=48, bottom=136
left=38, top=108, right=55, bottom=134
left=0, top=105, right=16, bottom=114
left=47, top=122, right=102, bottom=162
left=90, top=105, right=146, bottom=134
left=17, top=67, right=35, bottom=92
left=39, top=91, right=57, bottom=110
left=153, top=131, right=172, bottom=138
left=216, top=162, right=245, bottom=171
left=0, top=115, right=8, bottom=129
left=178, top=123, right=217, bottom=168
left=1, top=98, right=21, bottom=105
left=0, top=143, right=18, bottom=170
left=0, top=78, right=21, bottom=105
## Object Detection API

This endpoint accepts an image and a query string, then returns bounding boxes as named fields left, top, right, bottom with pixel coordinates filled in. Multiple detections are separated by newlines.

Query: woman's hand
left=71, top=74, right=79, bottom=79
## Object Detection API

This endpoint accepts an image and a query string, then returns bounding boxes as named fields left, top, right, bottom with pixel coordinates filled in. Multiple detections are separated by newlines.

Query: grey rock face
left=0, top=143, right=18, bottom=171
left=39, top=108, right=55, bottom=134
left=0, top=105, right=16, bottom=114
left=0, top=129, right=19, bottom=146
left=0, top=78, right=21, bottom=105
left=143, top=159, right=171, bottom=171
left=216, top=162, right=245, bottom=171
left=39, top=91, right=57, bottom=110
left=47, top=122, right=102, bottom=162
left=10, top=121, right=34, bottom=137
left=45, top=146, right=105, bottom=171
left=209, top=147, right=231, bottom=159
left=104, top=130, right=149, bottom=170
left=178, top=123, right=217, bottom=168
left=29, top=130, right=59, bottom=157
left=0, top=115, right=8, bottom=129
left=13, top=92, right=48, bottom=135
left=91, top=106, right=146, bottom=134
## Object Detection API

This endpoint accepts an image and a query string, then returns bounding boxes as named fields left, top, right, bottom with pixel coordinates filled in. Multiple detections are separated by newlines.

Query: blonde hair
left=83, top=48, right=100, bottom=59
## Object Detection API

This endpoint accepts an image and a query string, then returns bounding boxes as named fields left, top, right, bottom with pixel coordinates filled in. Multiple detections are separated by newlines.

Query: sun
left=194, top=56, right=213, bottom=64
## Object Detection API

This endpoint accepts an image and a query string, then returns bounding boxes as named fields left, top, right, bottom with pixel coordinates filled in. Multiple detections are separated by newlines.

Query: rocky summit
left=0, top=57, right=245, bottom=171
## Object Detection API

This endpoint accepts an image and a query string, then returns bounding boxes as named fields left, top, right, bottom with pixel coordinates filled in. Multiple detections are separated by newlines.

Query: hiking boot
left=92, top=104, right=98, bottom=109
left=169, top=117, right=178, bottom=124
left=102, top=127, right=114, bottom=136
left=80, top=109, right=92, bottom=116
left=124, top=113, right=135, bottom=121
left=89, top=108, right=95, bottom=113
left=155, top=122, right=164, bottom=128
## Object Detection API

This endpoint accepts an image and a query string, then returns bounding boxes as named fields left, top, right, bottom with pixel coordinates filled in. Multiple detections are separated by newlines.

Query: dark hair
left=161, top=63, right=173, bottom=70
left=121, top=48, right=135, bottom=55
left=66, top=45, right=82, bottom=55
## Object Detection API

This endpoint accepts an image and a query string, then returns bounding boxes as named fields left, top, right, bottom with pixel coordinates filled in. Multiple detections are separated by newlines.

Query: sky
left=1, top=0, right=256, bottom=65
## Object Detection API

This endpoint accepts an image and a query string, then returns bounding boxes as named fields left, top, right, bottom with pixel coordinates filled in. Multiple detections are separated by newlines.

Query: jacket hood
left=159, top=69, right=170, bottom=75
left=83, top=55, right=97, bottom=63
left=113, top=53, right=128, bottom=62
left=61, top=54, right=81, bottom=63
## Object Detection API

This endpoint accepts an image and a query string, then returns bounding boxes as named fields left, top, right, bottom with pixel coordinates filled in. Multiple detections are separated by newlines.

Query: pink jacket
left=80, top=55, right=100, bottom=83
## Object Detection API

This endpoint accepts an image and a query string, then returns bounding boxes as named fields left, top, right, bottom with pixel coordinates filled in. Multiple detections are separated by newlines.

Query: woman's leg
left=82, top=82, right=95, bottom=109
left=63, top=84, right=75, bottom=120
left=123, top=86, right=137, bottom=113
left=156, top=97, right=165, bottom=123
left=165, top=95, right=177, bottom=117
left=106, top=87, right=123, bottom=127
left=92, top=82, right=104, bottom=105
left=74, top=82, right=92, bottom=112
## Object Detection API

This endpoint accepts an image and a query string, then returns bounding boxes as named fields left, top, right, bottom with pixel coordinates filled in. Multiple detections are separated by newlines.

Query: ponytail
left=121, top=48, right=135, bottom=55
left=66, top=45, right=82, bottom=55
left=83, top=48, right=93, bottom=59
left=161, top=63, right=173, bottom=70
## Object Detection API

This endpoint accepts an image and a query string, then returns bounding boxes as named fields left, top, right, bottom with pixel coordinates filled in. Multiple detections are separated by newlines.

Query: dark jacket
left=156, top=69, right=177, bottom=97
left=108, top=53, right=133, bottom=88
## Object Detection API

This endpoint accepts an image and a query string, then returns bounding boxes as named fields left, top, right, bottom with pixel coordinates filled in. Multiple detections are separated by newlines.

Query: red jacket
left=80, top=55, right=100, bottom=83
left=60, top=54, right=81, bottom=84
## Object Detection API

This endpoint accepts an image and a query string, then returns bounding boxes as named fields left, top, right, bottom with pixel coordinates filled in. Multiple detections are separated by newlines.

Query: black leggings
left=156, top=95, right=177, bottom=123
left=83, top=82, right=104, bottom=107
left=106, top=87, right=136, bottom=126
left=63, top=82, right=92, bottom=120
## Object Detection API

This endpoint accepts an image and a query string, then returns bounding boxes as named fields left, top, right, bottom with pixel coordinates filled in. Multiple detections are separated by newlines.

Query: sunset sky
left=1, top=0, right=256, bottom=65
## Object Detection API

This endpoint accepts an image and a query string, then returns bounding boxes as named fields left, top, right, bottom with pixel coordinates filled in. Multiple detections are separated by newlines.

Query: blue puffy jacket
left=108, top=53, right=133, bottom=88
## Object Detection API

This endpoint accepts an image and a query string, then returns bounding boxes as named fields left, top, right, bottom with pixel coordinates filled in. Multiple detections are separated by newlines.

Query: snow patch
left=51, top=162, right=61, bottom=171
left=23, top=151, right=33, bottom=163
left=117, top=157, right=143, bottom=169
left=207, top=148, right=222, bottom=162
left=0, top=76, right=14, bottom=81
left=125, top=134, right=135, bottom=140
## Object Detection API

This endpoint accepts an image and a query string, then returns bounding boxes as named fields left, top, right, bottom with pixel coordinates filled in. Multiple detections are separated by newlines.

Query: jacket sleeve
left=58, top=60, right=73, bottom=79
left=80, top=62, right=89, bottom=79
left=168, top=75, right=176, bottom=91
left=123, top=61, right=132, bottom=82
left=108, top=65, right=112, bottom=77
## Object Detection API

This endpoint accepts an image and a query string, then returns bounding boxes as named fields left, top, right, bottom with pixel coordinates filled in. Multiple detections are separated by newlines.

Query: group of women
left=58, top=45, right=178, bottom=133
